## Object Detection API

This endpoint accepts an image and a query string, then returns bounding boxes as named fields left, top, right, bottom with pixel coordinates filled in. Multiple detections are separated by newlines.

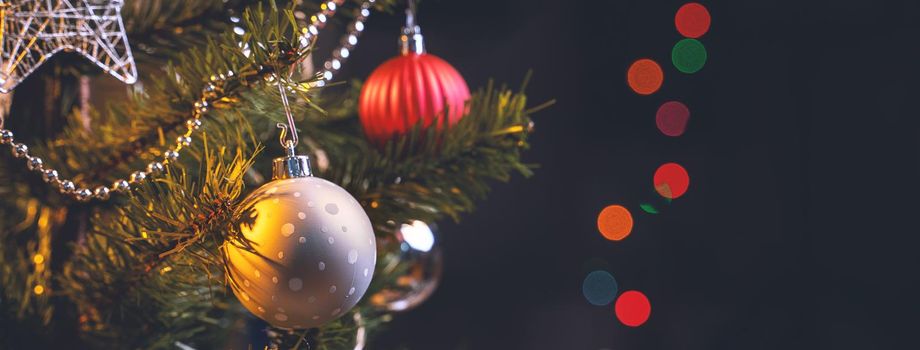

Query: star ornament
left=0, top=0, right=137, bottom=93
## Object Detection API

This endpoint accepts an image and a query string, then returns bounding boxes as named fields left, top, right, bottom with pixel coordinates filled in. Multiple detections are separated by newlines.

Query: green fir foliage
left=0, top=1, right=547, bottom=348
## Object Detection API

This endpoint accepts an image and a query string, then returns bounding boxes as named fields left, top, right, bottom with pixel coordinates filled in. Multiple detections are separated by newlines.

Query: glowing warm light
left=615, top=290, right=651, bottom=327
left=675, top=3, right=711, bottom=38
left=672, top=39, right=707, bottom=74
left=582, top=270, right=618, bottom=306
left=597, top=205, right=634, bottom=241
left=160, top=266, right=173, bottom=275
left=400, top=220, right=435, bottom=252
left=33, top=285, right=45, bottom=295
left=370, top=201, right=379, bottom=209
left=32, top=254, right=45, bottom=264
left=654, top=163, right=690, bottom=199
left=656, top=101, right=690, bottom=136
left=627, top=59, right=664, bottom=95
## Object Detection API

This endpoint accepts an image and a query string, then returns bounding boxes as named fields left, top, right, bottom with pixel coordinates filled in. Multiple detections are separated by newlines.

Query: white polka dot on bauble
left=277, top=251, right=284, bottom=259
left=312, top=315, right=320, bottom=320
left=267, top=187, right=278, bottom=194
left=318, top=261, right=325, bottom=271
left=363, top=268, right=369, bottom=277
left=331, top=308, right=341, bottom=316
left=294, top=192, right=301, bottom=197
left=254, top=270, right=261, bottom=278
left=321, top=225, right=328, bottom=233
left=347, top=249, right=358, bottom=264
left=274, top=313, right=288, bottom=321
left=272, top=276, right=278, bottom=284
left=328, top=236, right=335, bottom=244
left=325, top=203, right=339, bottom=215
left=281, top=223, right=295, bottom=237
left=348, top=287, right=355, bottom=296
left=307, top=201, right=315, bottom=208
left=299, top=236, right=306, bottom=244
left=243, top=280, right=251, bottom=287
left=289, top=278, right=303, bottom=291
left=298, top=212, right=306, bottom=220
left=329, top=285, right=337, bottom=293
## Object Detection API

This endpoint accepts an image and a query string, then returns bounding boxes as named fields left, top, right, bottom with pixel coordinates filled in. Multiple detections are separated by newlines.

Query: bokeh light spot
left=627, top=59, right=664, bottom=95
left=656, top=101, right=690, bottom=136
left=639, top=203, right=659, bottom=214
left=654, top=163, right=690, bottom=199
left=672, top=39, right=707, bottom=74
left=582, top=270, right=619, bottom=306
left=615, top=290, right=651, bottom=327
left=597, top=205, right=634, bottom=241
left=675, top=3, right=711, bottom=38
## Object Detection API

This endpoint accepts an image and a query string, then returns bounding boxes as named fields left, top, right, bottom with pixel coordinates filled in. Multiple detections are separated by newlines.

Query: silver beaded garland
left=26, top=156, right=43, bottom=171
left=164, top=149, right=179, bottom=161
left=93, top=186, right=111, bottom=200
left=193, top=100, right=208, bottom=114
left=186, top=118, right=202, bottom=130
left=0, top=129, right=13, bottom=144
left=0, top=0, right=374, bottom=202
left=59, top=180, right=76, bottom=194
left=146, top=162, right=165, bottom=175
left=113, top=179, right=131, bottom=193
left=42, top=169, right=59, bottom=184
left=129, top=171, right=147, bottom=184
left=75, top=188, right=93, bottom=202
left=11, top=143, right=28, bottom=158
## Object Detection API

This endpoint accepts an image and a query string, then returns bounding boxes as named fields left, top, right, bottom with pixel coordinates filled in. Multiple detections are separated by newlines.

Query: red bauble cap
left=358, top=52, right=470, bottom=147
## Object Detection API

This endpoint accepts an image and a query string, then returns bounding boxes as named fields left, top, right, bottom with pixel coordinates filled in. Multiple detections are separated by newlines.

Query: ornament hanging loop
left=400, top=0, right=425, bottom=55
left=276, top=123, right=297, bottom=157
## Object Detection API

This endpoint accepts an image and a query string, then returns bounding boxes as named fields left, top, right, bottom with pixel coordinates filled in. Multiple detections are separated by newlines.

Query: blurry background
left=326, top=0, right=920, bottom=348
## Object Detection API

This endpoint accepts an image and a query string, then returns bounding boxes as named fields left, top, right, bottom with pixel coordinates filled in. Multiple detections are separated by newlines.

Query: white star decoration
left=0, top=0, right=137, bottom=93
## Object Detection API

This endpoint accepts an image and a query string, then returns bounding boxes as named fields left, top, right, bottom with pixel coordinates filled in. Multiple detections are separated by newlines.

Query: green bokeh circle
left=672, top=38, right=707, bottom=74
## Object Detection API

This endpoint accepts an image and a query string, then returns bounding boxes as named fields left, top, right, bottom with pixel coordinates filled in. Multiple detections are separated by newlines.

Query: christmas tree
left=0, top=1, right=547, bottom=348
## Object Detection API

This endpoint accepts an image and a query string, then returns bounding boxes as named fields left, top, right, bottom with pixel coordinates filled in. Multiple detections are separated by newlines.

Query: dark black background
left=332, top=0, right=920, bottom=349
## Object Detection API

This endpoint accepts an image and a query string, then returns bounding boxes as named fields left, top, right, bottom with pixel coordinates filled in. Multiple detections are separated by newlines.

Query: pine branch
left=1, top=1, right=550, bottom=349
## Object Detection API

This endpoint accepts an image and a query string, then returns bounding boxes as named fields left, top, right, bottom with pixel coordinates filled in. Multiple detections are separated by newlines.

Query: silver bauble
left=225, top=153, right=376, bottom=329
left=370, top=220, right=442, bottom=312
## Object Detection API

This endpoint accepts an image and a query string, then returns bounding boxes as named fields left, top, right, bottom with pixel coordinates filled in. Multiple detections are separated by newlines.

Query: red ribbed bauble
left=358, top=53, right=470, bottom=147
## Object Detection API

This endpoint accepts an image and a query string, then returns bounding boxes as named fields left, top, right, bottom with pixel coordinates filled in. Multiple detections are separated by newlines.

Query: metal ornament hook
left=276, top=123, right=297, bottom=156
left=275, top=73, right=299, bottom=149
left=400, top=0, right=425, bottom=55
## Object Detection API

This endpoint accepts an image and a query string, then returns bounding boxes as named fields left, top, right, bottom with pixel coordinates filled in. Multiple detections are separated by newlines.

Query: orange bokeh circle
left=597, top=205, right=634, bottom=241
left=627, top=59, right=664, bottom=95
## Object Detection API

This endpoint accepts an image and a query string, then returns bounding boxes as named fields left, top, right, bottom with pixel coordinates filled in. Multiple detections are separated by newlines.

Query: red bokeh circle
left=654, top=163, right=690, bottom=199
left=656, top=101, right=690, bottom=137
left=615, top=290, right=651, bottom=327
left=675, top=3, right=711, bottom=38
